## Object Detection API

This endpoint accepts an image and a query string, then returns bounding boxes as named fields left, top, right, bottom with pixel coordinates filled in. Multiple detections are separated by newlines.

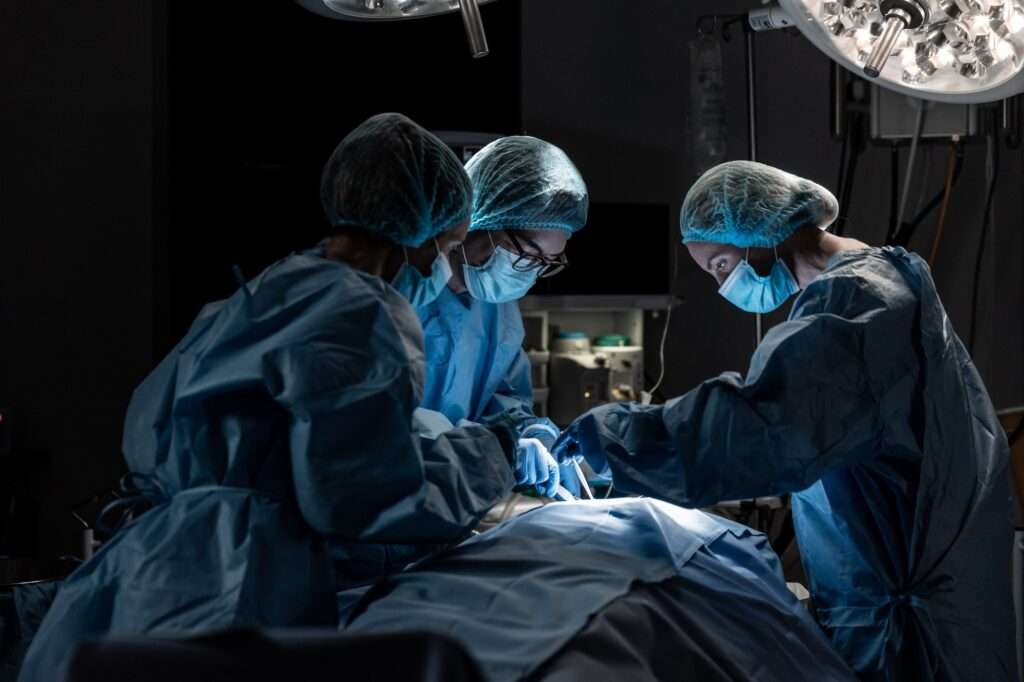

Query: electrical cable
left=969, top=119, right=1000, bottom=355
left=839, top=111, right=865, bottom=236
left=888, top=144, right=900, bottom=243
left=646, top=241, right=681, bottom=403
left=835, top=113, right=852, bottom=235
left=890, top=102, right=927, bottom=245
left=913, top=145, right=933, bottom=220
left=928, top=141, right=959, bottom=266
left=647, top=303, right=673, bottom=400
left=897, top=143, right=965, bottom=247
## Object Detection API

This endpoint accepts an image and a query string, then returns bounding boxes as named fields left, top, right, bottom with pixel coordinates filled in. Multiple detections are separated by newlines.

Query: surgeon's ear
left=325, top=230, right=381, bottom=275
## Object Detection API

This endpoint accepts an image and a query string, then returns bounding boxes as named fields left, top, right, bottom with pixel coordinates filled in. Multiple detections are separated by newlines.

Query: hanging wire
left=647, top=304, right=673, bottom=400
left=968, top=117, right=1000, bottom=355
left=896, top=102, right=926, bottom=230
left=889, top=102, right=927, bottom=245
left=646, top=242, right=681, bottom=403
left=897, top=143, right=965, bottom=248
left=928, top=141, right=960, bottom=266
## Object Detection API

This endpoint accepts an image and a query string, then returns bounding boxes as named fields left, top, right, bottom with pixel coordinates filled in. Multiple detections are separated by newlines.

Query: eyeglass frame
left=491, top=230, right=569, bottom=279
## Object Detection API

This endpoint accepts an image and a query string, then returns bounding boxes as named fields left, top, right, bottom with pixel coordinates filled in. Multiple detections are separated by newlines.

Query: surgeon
left=417, top=136, right=589, bottom=498
left=18, top=113, right=517, bottom=682
left=554, top=160, right=1015, bottom=681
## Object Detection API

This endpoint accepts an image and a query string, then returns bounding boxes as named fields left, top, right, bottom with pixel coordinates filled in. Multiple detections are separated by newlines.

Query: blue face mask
left=463, top=235, right=540, bottom=303
left=391, top=240, right=453, bottom=308
left=718, top=249, right=800, bottom=314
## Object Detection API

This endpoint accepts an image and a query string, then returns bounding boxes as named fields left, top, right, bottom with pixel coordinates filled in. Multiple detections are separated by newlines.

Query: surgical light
left=774, top=0, right=1024, bottom=102
left=295, top=0, right=496, bottom=58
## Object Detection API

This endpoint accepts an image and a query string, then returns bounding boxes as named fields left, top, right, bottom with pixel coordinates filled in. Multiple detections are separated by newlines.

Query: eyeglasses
left=502, top=231, right=569, bottom=279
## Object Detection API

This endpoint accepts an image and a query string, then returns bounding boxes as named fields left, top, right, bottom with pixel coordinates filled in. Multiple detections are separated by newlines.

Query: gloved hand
left=519, top=423, right=560, bottom=450
left=514, top=438, right=560, bottom=498
left=558, top=460, right=581, bottom=498
left=551, top=404, right=617, bottom=477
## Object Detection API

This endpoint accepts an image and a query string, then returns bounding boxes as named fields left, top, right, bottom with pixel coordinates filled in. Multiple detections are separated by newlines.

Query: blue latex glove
left=551, top=404, right=617, bottom=477
left=515, top=438, right=560, bottom=498
left=558, top=461, right=581, bottom=498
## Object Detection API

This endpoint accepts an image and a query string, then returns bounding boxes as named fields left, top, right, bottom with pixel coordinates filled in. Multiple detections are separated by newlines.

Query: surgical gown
left=559, top=247, right=1015, bottom=681
left=416, top=287, right=582, bottom=496
left=18, top=248, right=513, bottom=682
left=418, top=288, right=554, bottom=439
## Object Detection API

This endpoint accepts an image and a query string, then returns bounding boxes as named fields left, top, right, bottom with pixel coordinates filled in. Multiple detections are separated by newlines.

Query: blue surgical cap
left=320, top=113, right=472, bottom=247
left=465, top=136, right=589, bottom=234
left=680, top=161, right=838, bottom=248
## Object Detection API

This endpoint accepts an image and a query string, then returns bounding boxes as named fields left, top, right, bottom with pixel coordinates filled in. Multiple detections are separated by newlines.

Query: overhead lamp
left=296, top=0, right=495, bottom=58
left=765, top=0, right=1024, bottom=102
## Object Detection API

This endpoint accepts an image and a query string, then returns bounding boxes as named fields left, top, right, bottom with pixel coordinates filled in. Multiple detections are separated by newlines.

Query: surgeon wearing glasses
left=414, top=136, right=588, bottom=498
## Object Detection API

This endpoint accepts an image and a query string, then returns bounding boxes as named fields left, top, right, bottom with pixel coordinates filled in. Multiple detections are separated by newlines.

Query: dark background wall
left=2, top=0, right=1022, bottom=559
left=0, top=1, right=166, bottom=560
left=520, top=0, right=1024, bottom=409
left=164, top=0, right=523, bottom=345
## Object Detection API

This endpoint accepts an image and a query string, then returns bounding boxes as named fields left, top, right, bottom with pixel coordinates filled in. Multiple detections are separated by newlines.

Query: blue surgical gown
left=417, top=288, right=570, bottom=494
left=418, top=288, right=554, bottom=437
left=562, top=247, right=1015, bottom=681
left=18, top=249, right=513, bottom=682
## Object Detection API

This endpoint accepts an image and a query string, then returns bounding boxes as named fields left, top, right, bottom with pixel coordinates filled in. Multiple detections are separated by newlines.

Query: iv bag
left=689, top=34, right=728, bottom=176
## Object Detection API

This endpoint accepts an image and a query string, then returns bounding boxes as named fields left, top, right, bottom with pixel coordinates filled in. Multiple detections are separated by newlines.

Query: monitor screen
left=528, top=202, right=672, bottom=296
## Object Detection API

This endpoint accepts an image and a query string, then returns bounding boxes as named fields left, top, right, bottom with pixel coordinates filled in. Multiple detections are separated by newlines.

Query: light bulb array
left=819, top=0, right=1024, bottom=87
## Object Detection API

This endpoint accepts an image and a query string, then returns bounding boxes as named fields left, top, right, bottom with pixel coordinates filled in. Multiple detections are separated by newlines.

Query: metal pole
left=459, top=0, right=489, bottom=58
left=745, top=26, right=764, bottom=347
left=746, top=28, right=758, bottom=163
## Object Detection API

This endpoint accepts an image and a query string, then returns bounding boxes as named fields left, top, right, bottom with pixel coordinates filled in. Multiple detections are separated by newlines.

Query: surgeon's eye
left=713, top=259, right=729, bottom=273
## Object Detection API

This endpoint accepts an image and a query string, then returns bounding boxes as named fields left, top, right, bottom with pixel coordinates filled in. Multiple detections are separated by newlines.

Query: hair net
left=320, top=113, right=472, bottom=247
left=680, top=161, right=838, bottom=248
left=465, top=136, right=589, bottom=234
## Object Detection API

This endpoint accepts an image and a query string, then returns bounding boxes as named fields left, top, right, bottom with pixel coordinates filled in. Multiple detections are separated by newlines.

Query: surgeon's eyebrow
left=520, top=234, right=544, bottom=255
left=705, top=249, right=729, bottom=273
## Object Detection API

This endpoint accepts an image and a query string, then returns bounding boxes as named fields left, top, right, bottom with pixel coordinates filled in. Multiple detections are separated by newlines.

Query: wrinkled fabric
left=343, top=498, right=856, bottom=682
left=418, top=287, right=556, bottom=445
left=527, top=555, right=850, bottom=682
left=555, top=247, right=1015, bottom=681
left=320, top=113, right=471, bottom=246
left=465, top=136, right=588, bottom=234
left=5, top=582, right=59, bottom=677
left=681, top=160, right=838, bottom=247
left=18, top=249, right=513, bottom=682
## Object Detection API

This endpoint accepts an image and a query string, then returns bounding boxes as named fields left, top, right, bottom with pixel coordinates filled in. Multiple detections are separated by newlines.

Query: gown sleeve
left=558, top=269, right=915, bottom=507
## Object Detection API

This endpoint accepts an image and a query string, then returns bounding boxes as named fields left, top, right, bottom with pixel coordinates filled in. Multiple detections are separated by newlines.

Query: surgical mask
left=718, top=248, right=800, bottom=314
left=463, top=234, right=540, bottom=303
left=391, top=240, right=452, bottom=308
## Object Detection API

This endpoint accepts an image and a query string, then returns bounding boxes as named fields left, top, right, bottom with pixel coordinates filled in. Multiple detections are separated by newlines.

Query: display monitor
left=528, top=202, right=672, bottom=297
